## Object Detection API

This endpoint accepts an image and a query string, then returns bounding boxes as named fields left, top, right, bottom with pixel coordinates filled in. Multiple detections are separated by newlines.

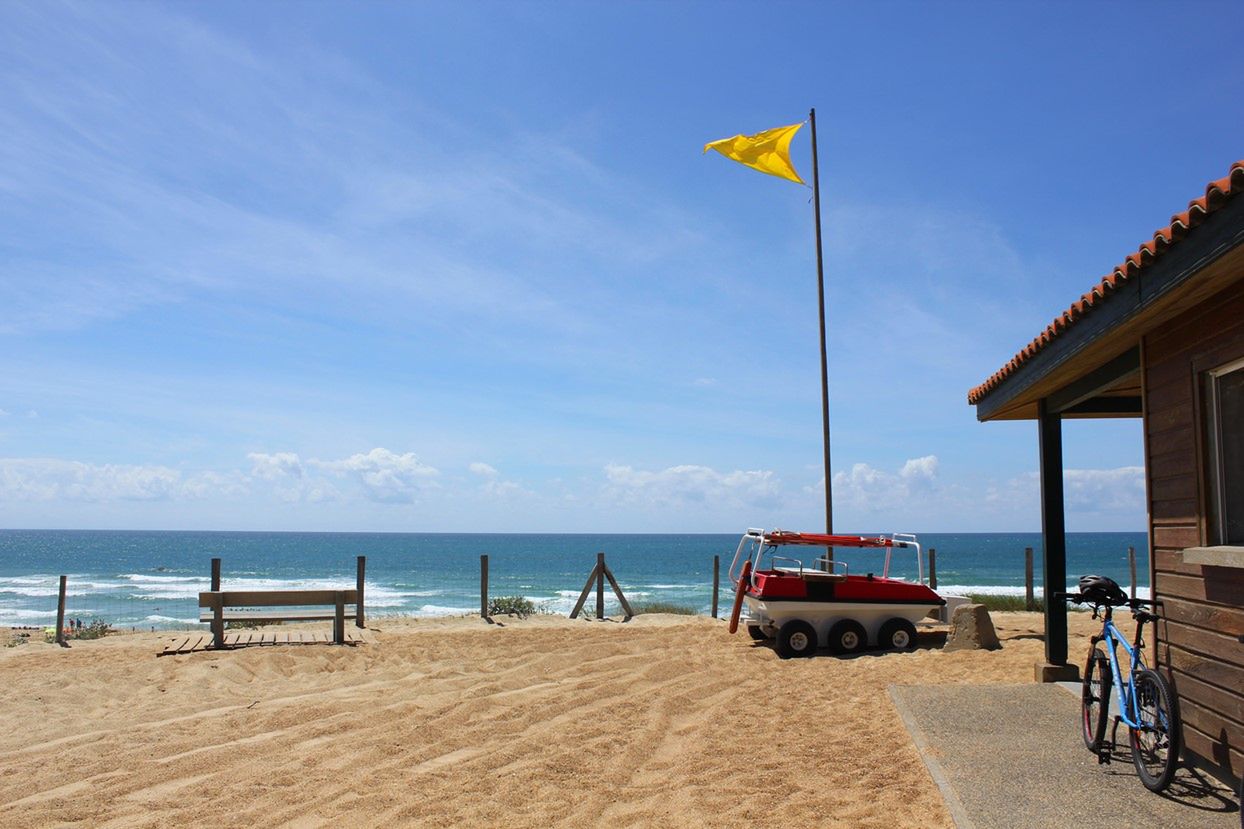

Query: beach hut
left=967, top=161, right=1244, bottom=780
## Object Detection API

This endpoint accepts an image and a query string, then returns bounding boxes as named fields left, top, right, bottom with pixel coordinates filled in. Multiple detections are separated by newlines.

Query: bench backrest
left=199, top=589, right=359, bottom=609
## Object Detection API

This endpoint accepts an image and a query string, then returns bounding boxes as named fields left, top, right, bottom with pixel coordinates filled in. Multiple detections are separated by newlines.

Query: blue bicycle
left=1061, top=574, right=1182, bottom=793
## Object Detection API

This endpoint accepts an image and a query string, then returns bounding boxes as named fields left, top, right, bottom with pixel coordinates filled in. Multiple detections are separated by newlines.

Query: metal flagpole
left=810, top=107, right=833, bottom=550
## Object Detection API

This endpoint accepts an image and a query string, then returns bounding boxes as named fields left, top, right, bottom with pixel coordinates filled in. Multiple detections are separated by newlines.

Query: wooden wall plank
left=1173, top=671, right=1244, bottom=727
left=1153, top=549, right=1205, bottom=577
left=1150, top=497, right=1198, bottom=523
left=1150, top=475, right=1199, bottom=504
left=1152, top=524, right=1200, bottom=549
left=1162, top=642, right=1244, bottom=695
left=1161, top=620, right=1244, bottom=669
left=1161, top=595, right=1244, bottom=638
left=1181, top=723, right=1242, bottom=778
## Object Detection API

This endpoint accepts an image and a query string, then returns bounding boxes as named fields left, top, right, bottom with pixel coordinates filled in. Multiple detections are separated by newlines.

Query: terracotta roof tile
left=968, top=160, right=1244, bottom=405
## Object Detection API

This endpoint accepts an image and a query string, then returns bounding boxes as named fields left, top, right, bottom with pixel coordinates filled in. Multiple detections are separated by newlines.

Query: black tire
left=826, top=619, right=868, bottom=655
left=1081, top=646, right=1111, bottom=752
left=746, top=624, right=770, bottom=641
left=878, top=618, right=918, bottom=651
left=776, top=620, right=817, bottom=659
left=1128, top=668, right=1181, bottom=793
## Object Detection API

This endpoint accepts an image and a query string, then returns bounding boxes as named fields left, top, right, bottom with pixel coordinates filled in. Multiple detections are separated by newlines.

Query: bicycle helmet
left=1078, top=574, right=1128, bottom=606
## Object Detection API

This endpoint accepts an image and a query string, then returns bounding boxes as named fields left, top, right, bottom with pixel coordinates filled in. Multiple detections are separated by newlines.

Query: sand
left=0, top=611, right=1114, bottom=828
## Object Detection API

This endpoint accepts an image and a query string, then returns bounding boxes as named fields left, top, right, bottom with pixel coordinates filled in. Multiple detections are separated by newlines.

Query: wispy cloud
left=603, top=463, right=781, bottom=509
left=0, top=458, right=229, bottom=502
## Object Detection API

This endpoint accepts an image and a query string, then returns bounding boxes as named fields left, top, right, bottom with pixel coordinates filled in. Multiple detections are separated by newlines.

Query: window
left=1205, top=357, right=1244, bottom=545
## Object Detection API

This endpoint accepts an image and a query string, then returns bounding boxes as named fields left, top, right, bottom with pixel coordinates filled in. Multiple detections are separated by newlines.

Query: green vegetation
left=488, top=595, right=538, bottom=619
left=966, top=594, right=1045, bottom=613
left=226, top=619, right=282, bottom=630
left=41, top=619, right=113, bottom=643
left=630, top=601, right=698, bottom=616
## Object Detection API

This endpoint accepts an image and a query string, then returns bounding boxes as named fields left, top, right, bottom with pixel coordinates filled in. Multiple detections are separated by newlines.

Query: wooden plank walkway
left=158, top=628, right=369, bottom=656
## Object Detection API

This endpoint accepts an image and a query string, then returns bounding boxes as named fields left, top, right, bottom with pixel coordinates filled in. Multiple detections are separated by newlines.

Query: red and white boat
left=727, top=528, right=945, bottom=658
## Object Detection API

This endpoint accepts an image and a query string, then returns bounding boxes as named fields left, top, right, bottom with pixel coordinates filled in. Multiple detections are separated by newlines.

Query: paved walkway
left=889, top=683, right=1239, bottom=829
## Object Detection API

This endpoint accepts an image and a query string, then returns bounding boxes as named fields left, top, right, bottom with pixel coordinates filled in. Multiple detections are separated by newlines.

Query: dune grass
left=965, top=594, right=1045, bottom=612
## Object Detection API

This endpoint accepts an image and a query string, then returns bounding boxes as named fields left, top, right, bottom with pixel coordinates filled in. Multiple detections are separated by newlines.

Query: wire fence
left=9, top=552, right=726, bottom=639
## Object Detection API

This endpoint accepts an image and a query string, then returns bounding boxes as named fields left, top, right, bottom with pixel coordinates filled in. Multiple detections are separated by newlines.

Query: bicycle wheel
left=1128, top=668, right=1182, bottom=792
left=1082, top=646, right=1111, bottom=751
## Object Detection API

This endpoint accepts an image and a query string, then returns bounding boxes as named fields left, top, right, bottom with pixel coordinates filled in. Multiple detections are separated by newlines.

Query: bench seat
left=197, top=606, right=358, bottom=623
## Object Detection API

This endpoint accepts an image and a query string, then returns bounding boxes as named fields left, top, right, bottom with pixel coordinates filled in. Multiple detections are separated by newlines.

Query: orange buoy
left=727, top=560, right=753, bottom=634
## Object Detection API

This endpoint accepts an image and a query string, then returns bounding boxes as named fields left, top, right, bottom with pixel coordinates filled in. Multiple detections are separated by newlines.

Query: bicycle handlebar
left=1056, top=592, right=1158, bottom=613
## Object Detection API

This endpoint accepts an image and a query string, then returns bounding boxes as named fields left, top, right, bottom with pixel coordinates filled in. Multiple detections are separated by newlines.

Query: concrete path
left=889, top=683, right=1240, bottom=829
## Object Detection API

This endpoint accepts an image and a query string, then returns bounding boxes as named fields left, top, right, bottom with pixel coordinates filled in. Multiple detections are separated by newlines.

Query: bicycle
left=1058, top=574, right=1182, bottom=793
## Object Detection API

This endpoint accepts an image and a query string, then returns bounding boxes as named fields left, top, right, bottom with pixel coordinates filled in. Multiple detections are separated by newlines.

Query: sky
left=1, top=1, right=1241, bottom=533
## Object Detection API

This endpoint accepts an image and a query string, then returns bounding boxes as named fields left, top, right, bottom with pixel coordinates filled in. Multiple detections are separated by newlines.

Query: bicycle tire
left=1082, top=646, right=1111, bottom=752
left=1128, top=668, right=1182, bottom=792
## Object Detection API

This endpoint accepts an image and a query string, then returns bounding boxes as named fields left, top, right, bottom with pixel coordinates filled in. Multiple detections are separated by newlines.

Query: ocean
left=0, top=529, right=1149, bottom=630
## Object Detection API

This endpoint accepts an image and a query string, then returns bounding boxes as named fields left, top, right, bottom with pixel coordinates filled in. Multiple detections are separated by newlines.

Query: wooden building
left=968, top=161, right=1244, bottom=778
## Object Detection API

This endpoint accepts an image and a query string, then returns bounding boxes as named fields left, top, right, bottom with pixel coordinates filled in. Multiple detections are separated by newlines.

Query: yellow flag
left=703, top=122, right=805, bottom=184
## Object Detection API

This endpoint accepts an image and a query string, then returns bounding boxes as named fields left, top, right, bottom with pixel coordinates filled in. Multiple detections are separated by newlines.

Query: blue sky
left=1, top=1, right=1240, bottom=532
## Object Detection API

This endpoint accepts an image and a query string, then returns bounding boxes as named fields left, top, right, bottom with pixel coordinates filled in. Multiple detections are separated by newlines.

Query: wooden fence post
left=480, top=554, right=489, bottom=619
left=928, top=548, right=937, bottom=590
left=210, top=557, right=221, bottom=592
left=1025, top=547, right=1035, bottom=611
left=1128, top=546, right=1137, bottom=601
left=356, top=555, right=366, bottom=628
left=333, top=591, right=345, bottom=645
left=570, top=560, right=601, bottom=619
left=56, top=575, right=68, bottom=647
left=596, top=552, right=606, bottom=620
left=711, top=555, right=720, bottom=619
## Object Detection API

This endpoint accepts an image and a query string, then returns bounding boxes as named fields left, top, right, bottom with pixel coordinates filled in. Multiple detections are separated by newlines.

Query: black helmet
left=1079, top=574, right=1128, bottom=606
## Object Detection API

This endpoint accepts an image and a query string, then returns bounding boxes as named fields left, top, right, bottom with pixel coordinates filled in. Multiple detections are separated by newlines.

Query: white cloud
left=0, top=458, right=209, bottom=502
left=311, top=448, right=438, bottom=504
left=825, top=455, right=941, bottom=511
left=0, top=408, right=8, bottom=417
left=468, top=462, right=498, bottom=477
left=604, top=463, right=780, bottom=509
left=247, top=451, right=303, bottom=480
left=987, top=466, right=1146, bottom=515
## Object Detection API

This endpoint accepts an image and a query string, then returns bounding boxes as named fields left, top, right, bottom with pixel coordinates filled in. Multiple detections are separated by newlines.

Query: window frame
left=1204, top=355, right=1244, bottom=546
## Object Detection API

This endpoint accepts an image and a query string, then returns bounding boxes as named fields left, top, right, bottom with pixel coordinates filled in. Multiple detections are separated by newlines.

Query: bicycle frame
left=1096, top=613, right=1147, bottom=729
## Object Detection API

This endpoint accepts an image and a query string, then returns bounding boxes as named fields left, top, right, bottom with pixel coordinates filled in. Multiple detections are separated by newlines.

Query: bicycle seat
left=1078, top=574, right=1129, bottom=606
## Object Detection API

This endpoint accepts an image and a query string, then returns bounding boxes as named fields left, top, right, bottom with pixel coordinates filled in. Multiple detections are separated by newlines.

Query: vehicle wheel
left=746, top=624, right=770, bottom=641
left=1081, top=646, right=1111, bottom=752
left=826, top=619, right=868, bottom=655
left=878, top=618, right=918, bottom=651
left=1128, top=668, right=1181, bottom=792
left=776, top=620, right=817, bottom=659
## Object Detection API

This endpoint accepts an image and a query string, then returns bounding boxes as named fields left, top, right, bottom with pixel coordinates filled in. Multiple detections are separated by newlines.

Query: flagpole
left=810, top=107, right=833, bottom=549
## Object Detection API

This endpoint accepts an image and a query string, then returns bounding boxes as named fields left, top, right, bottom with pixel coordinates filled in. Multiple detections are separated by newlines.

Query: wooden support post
left=1037, top=398, right=1075, bottom=680
left=928, top=548, right=937, bottom=590
left=1128, top=546, right=1137, bottom=601
left=600, top=560, right=635, bottom=621
left=1025, top=547, right=1035, bottom=611
left=480, top=554, right=489, bottom=619
left=211, top=557, right=221, bottom=592
left=211, top=596, right=224, bottom=649
left=334, top=591, right=345, bottom=644
left=570, top=562, right=601, bottom=619
left=596, top=552, right=605, bottom=620
left=711, top=555, right=720, bottom=619
left=356, top=555, right=366, bottom=628
left=55, top=575, right=68, bottom=647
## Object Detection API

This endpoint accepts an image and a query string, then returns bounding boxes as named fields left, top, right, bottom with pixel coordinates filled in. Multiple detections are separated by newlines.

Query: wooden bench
left=198, top=590, right=360, bottom=648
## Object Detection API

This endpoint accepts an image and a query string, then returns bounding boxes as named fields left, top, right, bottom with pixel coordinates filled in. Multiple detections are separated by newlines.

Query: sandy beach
left=0, top=611, right=1112, bottom=828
